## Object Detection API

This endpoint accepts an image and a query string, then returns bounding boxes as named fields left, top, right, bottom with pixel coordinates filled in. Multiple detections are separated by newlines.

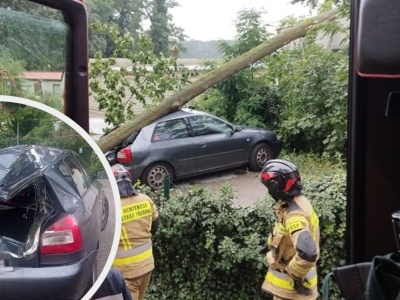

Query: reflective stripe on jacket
left=262, top=195, right=320, bottom=300
left=113, top=193, right=158, bottom=278
left=265, top=267, right=318, bottom=291
left=113, top=241, right=153, bottom=266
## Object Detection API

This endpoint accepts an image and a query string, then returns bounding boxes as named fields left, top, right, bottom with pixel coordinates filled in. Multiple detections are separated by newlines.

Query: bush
left=141, top=163, right=346, bottom=299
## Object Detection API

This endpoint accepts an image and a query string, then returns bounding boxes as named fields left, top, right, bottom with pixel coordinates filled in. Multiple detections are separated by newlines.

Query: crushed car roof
left=0, top=145, right=64, bottom=197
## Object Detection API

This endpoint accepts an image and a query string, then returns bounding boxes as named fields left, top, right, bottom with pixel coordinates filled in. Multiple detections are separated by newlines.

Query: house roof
left=23, top=71, right=63, bottom=81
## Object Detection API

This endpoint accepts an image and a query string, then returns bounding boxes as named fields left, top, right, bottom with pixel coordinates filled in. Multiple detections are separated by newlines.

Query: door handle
left=198, top=144, right=207, bottom=148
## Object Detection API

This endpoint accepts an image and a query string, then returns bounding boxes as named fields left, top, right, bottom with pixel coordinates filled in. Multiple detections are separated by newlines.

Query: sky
left=171, top=0, right=313, bottom=41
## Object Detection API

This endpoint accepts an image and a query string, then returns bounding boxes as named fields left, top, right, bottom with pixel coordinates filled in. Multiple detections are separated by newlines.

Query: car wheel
left=142, top=163, right=173, bottom=190
left=101, top=197, right=109, bottom=231
left=248, top=143, right=273, bottom=171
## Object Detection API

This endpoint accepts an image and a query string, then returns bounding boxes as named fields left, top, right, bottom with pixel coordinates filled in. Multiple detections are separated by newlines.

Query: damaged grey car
left=0, top=145, right=109, bottom=300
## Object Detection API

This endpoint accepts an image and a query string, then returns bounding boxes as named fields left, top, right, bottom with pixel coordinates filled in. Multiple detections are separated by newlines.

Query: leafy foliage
left=192, top=9, right=281, bottom=131
left=0, top=104, right=102, bottom=171
left=90, top=25, right=198, bottom=127
left=144, top=185, right=272, bottom=300
left=149, top=0, right=171, bottom=56
left=0, top=49, right=26, bottom=96
left=140, top=158, right=346, bottom=299
left=0, top=3, right=66, bottom=70
left=291, top=0, right=350, bottom=12
left=87, top=0, right=185, bottom=58
left=265, top=44, right=348, bottom=155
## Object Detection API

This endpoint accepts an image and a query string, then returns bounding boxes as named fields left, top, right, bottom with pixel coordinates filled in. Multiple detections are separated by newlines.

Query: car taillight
left=40, top=215, right=83, bottom=255
left=116, top=147, right=132, bottom=163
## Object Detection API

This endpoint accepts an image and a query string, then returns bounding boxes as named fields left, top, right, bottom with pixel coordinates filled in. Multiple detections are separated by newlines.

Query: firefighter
left=92, top=268, right=132, bottom=300
left=259, top=159, right=320, bottom=300
left=112, top=164, right=160, bottom=300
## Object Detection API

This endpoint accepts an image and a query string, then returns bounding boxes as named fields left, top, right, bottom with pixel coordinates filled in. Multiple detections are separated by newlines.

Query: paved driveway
left=174, top=167, right=268, bottom=207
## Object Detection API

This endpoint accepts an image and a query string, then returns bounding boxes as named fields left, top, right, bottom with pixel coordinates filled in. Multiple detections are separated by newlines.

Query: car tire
left=248, top=143, right=273, bottom=171
left=142, top=163, right=173, bottom=190
left=101, top=197, right=109, bottom=231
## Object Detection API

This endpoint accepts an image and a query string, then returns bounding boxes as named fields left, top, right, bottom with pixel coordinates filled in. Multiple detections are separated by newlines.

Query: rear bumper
left=0, top=250, right=97, bottom=300
left=124, top=165, right=146, bottom=185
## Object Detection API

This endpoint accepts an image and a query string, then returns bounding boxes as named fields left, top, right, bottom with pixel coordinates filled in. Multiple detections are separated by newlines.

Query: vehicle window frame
left=151, top=118, right=191, bottom=142
left=56, top=154, right=89, bottom=197
left=188, top=115, right=234, bottom=137
left=3, top=0, right=90, bottom=131
left=72, top=153, right=93, bottom=186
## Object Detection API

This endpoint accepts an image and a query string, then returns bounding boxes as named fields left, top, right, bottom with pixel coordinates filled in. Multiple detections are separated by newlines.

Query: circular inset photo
left=0, top=96, right=120, bottom=300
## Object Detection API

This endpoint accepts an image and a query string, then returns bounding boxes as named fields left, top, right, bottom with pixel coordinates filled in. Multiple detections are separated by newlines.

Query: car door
left=187, top=115, right=249, bottom=173
left=150, top=118, right=197, bottom=178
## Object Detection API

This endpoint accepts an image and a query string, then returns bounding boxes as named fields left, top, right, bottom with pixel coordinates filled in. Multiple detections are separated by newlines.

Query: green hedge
left=141, top=167, right=346, bottom=299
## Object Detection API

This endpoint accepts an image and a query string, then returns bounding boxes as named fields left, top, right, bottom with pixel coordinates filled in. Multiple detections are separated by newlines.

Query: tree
left=96, top=8, right=340, bottom=152
left=149, top=0, right=171, bottom=56
left=87, top=0, right=184, bottom=57
left=86, top=0, right=115, bottom=57
left=193, top=9, right=280, bottom=130
left=0, top=49, right=25, bottom=96
left=0, top=104, right=96, bottom=165
left=0, top=2, right=66, bottom=70
left=266, top=43, right=348, bottom=154
left=90, top=26, right=198, bottom=128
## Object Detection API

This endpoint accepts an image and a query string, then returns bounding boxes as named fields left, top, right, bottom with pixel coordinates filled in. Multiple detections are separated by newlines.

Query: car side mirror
left=226, top=126, right=235, bottom=137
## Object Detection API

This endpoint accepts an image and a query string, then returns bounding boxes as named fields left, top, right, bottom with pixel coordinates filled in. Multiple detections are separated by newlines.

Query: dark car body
left=110, top=108, right=282, bottom=189
left=0, top=145, right=109, bottom=300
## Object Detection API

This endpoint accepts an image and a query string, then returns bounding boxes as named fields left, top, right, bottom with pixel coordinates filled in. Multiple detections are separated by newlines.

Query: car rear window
left=0, top=153, right=18, bottom=182
left=0, top=154, right=18, bottom=169
left=57, top=156, right=89, bottom=197
left=0, top=153, right=26, bottom=185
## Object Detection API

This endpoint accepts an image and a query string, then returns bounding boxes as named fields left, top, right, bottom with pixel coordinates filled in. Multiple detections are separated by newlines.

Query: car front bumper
left=0, top=250, right=97, bottom=300
left=272, top=139, right=283, bottom=158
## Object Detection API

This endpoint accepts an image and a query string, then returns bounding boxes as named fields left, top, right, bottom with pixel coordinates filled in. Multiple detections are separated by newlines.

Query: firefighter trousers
left=125, top=271, right=152, bottom=300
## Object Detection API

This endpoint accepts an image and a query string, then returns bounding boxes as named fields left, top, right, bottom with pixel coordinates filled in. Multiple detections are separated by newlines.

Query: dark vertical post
left=163, top=174, right=170, bottom=200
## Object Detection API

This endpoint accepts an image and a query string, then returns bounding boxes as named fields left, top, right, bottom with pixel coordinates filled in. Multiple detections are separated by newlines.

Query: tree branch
left=97, top=8, right=339, bottom=152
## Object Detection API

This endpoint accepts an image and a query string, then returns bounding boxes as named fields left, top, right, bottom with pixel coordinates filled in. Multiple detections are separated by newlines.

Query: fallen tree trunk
left=97, top=8, right=339, bottom=152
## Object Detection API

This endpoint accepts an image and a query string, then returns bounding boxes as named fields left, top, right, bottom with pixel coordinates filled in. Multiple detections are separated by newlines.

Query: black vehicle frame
left=348, top=0, right=400, bottom=263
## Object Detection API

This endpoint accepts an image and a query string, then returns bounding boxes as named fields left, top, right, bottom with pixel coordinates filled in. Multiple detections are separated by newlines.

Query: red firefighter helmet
left=259, top=159, right=303, bottom=201
left=111, top=164, right=138, bottom=197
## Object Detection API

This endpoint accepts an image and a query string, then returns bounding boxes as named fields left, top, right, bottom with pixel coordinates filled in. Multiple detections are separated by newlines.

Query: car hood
left=0, top=145, right=63, bottom=200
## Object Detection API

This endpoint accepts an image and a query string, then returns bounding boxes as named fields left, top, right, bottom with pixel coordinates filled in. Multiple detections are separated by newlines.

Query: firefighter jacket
left=113, top=193, right=159, bottom=279
left=262, top=194, right=320, bottom=300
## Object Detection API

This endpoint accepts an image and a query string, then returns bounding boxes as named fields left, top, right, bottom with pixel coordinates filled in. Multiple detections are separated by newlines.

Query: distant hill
left=180, top=39, right=233, bottom=59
